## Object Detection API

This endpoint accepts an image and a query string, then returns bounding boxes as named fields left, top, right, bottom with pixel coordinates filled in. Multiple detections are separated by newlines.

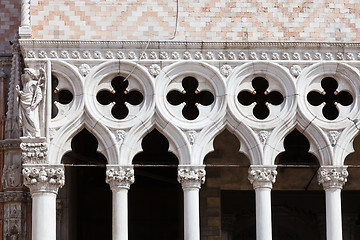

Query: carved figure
left=16, top=68, right=45, bottom=137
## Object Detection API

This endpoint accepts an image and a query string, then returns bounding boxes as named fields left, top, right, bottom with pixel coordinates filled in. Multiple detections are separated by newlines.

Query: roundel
left=156, top=62, right=226, bottom=130
left=228, top=62, right=296, bottom=128
left=85, top=61, right=154, bottom=129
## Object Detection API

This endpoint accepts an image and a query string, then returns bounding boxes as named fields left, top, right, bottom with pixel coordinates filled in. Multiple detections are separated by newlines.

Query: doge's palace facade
left=2, top=0, right=360, bottom=240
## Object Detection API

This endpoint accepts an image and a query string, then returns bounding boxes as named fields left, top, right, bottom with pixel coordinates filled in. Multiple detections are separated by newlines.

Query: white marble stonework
left=17, top=39, right=360, bottom=240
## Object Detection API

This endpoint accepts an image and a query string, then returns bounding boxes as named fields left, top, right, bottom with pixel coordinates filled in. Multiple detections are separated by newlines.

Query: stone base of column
left=19, top=26, right=32, bottom=39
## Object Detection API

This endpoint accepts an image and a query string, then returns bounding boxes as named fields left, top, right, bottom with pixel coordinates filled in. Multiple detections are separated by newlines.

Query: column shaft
left=32, top=193, right=57, bottom=240
left=106, top=165, right=134, bottom=240
left=178, top=166, right=206, bottom=240
left=318, top=166, right=348, bottom=240
left=184, top=188, right=200, bottom=240
left=255, top=188, right=272, bottom=240
left=113, top=189, right=129, bottom=240
left=248, top=166, right=277, bottom=240
left=325, top=189, right=342, bottom=240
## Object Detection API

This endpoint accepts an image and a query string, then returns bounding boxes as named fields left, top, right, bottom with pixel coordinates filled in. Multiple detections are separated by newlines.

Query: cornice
left=19, top=39, right=360, bottom=62
left=18, top=39, right=360, bottom=48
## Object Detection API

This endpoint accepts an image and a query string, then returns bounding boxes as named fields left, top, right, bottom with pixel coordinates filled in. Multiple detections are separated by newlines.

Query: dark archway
left=129, top=129, right=183, bottom=240
left=273, top=129, right=325, bottom=240
left=58, top=129, right=111, bottom=240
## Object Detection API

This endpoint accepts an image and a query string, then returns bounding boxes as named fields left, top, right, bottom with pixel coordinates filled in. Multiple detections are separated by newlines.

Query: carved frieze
left=248, top=166, right=277, bottom=189
left=318, top=166, right=348, bottom=190
left=20, top=138, right=48, bottom=164
left=177, top=167, right=206, bottom=189
left=22, top=165, right=65, bottom=194
left=106, top=166, right=135, bottom=190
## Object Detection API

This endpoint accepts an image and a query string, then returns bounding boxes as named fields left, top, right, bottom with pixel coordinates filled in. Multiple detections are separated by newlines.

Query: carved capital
left=22, top=165, right=65, bottom=195
left=177, top=166, right=206, bottom=190
left=20, top=137, right=48, bottom=164
left=248, top=166, right=277, bottom=189
left=318, top=166, right=348, bottom=190
left=106, top=166, right=134, bottom=190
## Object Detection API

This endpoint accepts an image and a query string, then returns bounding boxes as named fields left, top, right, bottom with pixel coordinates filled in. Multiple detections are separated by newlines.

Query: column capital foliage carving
left=106, top=166, right=134, bottom=190
left=177, top=166, right=206, bottom=189
left=22, top=165, right=65, bottom=194
left=318, top=166, right=348, bottom=190
left=20, top=137, right=48, bottom=164
left=248, top=166, right=277, bottom=189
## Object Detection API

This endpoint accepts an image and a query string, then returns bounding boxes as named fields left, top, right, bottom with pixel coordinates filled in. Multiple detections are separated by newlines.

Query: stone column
left=106, top=165, right=135, bottom=240
left=318, top=166, right=348, bottom=240
left=22, top=164, right=65, bottom=240
left=248, top=165, right=277, bottom=240
left=178, top=166, right=206, bottom=240
left=19, top=0, right=32, bottom=38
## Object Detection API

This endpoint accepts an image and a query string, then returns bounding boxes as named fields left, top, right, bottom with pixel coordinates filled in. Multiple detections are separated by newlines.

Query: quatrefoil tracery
left=237, top=77, right=284, bottom=120
left=51, top=75, right=73, bottom=119
left=96, top=76, right=143, bottom=120
left=166, top=76, right=214, bottom=120
left=307, top=77, right=353, bottom=120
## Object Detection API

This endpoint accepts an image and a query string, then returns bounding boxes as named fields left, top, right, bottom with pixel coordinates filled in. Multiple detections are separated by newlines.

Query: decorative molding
left=328, top=131, right=341, bottom=147
left=0, top=191, right=31, bottom=202
left=2, top=164, right=22, bottom=188
left=318, top=166, right=348, bottom=190
left=186, top=130, right=197, bottom=145
left=290, top=65, right=302, bottom=77
left=78, top=63, right=91, bottom=77
left=220, top=64, right=232, bottom=77
left=0, top=139, right=21, bottom=151
left=177, top=166, right=206, bottom=189
left=22, top=165, right=65, bottom=194
left=148, top=64, right=161, bottom=77
left=257, top=130, right=270, bottom=145
left=20, top=137, right=48, bottom=164
left=114, top=130, right=126, bottom=145
left=105, top=166, right=134, bottom=190
left=248, top=166, right=277, bottom=189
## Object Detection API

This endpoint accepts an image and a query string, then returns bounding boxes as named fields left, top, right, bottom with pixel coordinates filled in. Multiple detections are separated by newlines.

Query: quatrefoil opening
left=96, top=76, right=143, bottom=120
left=166, top=76, right=214, bottom=120
left=52, top=75, right=73, bottom=119
left=237, top=77, right=284, bottom=120
left=307, top=77, right=353, bottom=120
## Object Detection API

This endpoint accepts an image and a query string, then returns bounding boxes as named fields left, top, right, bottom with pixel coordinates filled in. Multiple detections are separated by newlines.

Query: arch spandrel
left=333, top=126, right=360, bottom=166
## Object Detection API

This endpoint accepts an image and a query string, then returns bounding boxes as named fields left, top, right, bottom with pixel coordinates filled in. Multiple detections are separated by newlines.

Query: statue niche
left=16, top=67, right=46, bottom=138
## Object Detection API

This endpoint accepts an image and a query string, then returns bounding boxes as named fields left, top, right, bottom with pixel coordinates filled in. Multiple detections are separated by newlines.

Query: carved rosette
left=20, top=137, right=48, bottom=164
left=177, top=167, right=206, bottom=189
left=106, top=166, right=135, bottom=190
left=22, top=165, right=65, bottom=194
left=318, top=166, right=348, bottom=190
left=248, top=166, right=277, bottom=189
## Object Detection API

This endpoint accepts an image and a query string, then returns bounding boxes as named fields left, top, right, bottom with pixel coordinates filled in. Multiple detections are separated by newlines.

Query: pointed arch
left=119, top=115, right=191, bottom=165
left=334, top=125, right=360, bottom=165
left=48, top=112, right=118, bottom=165
left=193, top=115, right=262, bottom=166
left=267, top=115, right=331, bottom=166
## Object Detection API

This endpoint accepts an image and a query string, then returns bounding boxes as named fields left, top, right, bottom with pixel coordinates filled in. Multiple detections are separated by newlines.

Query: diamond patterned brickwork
left=0, top=0, right=20, bottom=54
left=30, top=0, right=360, bottom=41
